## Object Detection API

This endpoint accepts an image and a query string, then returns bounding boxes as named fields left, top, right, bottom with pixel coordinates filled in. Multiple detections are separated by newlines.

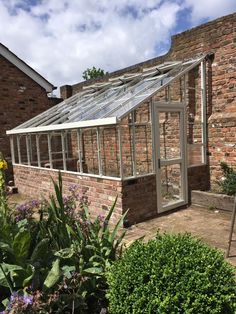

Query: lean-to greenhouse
left=7, top=55, right=209, bottom=224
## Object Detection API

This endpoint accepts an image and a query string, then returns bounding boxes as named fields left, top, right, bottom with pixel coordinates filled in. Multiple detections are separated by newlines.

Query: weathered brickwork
left=14, top=165, right=123, bottom=224
left=61, top=12, right=236, bottom=184
left=0, top=55, right=60, bottom=179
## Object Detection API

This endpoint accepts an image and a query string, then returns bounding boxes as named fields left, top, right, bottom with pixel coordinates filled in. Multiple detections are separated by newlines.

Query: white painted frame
left=154, top=103, right=188, bottom=213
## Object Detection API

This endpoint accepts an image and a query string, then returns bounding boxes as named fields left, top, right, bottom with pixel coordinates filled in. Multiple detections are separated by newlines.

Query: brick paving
left=124, top=205, right=236, bottom=267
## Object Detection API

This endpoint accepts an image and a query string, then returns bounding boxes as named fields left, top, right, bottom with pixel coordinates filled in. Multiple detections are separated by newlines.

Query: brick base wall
left=13, top=165, right=123, bottom=224
left=122, top=175, right=157, bottom=225
left=13, top=163, right=211, bottom=225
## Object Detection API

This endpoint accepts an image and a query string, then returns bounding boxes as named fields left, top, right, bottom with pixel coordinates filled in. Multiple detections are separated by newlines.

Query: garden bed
left=191, top=190, right=234, bottom=211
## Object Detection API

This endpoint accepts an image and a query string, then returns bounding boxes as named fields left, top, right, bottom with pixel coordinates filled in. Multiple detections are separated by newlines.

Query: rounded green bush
left=107, top=233, right=236, bottom=314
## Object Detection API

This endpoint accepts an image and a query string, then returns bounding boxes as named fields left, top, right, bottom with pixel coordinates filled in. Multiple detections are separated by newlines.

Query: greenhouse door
left=155, top=105, right=188, bottom=213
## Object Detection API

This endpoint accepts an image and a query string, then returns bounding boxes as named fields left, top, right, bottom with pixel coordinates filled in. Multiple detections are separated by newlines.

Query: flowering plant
left=0, top=153, right=7, bottom=191
left=0, top=159, right=7, bottom=171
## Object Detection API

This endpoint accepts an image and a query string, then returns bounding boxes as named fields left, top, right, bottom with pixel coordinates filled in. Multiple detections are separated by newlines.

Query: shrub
left=218, top=162, right=236, bottom=195
left=107, top=233, right=236, bottom=314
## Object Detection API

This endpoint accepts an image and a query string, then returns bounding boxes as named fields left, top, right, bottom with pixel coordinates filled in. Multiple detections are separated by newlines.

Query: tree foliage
left=82, top=66, right=108, bottom=81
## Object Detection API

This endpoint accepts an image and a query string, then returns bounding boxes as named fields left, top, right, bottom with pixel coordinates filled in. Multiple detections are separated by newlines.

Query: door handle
left=158, top=158, right=161, bottom=169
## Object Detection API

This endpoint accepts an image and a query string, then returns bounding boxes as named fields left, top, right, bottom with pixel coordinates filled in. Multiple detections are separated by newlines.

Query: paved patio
left=124, top=205, right=236, bottom=267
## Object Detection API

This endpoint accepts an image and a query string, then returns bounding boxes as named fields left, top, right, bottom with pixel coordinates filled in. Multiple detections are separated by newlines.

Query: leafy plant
left=218, top=162, right=236, bottom=195
left=82, top=66, right=108, bottom=81
left=0, top=172, right=127, bottom=313
left=107, top=233, right=236, bottom=314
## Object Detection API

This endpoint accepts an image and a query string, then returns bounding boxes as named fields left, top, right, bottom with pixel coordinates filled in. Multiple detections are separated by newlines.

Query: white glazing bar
left=61, top=131, right=67, bottom=171
left=26, top=135, right=31, bottom=166
left=150, top=99, right=156, bottom=173
left=201, top=60, right=207, bottom=164
left=36, top=134, right=41, bottom=167
left=29, top=134, right=33, bottom=163
left=183, top=74, right=187, bottom=103
left=131, top=111, right=137, bottom=177
left=17, top=136, right=21, bottom=164
left=96, top=127, right=102, bottom=176
left=47, top=133, right=53, bottom=168
left=65, top=131, right=69, bottom=158
left=117, top=125, right=123, bottom=179
left=10, top=136, right=15, bottom=164
left=77, top=129, right=83, bottom=173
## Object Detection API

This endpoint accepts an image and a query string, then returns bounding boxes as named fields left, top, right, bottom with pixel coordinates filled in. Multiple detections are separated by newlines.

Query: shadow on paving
left=124, top=205, right=236, bottom=268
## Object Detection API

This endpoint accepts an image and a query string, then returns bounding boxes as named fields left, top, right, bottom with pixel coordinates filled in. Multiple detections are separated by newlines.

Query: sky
left=0, top=0, right=236, bottom=95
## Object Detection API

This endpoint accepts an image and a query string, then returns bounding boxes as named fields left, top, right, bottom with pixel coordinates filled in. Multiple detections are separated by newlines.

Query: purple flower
left=15, top=201, right=34, bottom=221
left=31, top=199, right=40, bottom=208
left=98, top=214, right=105, bottom=222
left=68, top=184, right=78, bottom=192
left=10, top=291, right=18, bottom=302
left=23, top=295, right=33, bottom=305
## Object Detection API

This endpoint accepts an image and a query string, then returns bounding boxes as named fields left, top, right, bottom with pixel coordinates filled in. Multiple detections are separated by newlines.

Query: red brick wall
left=14, top=164, right=123, bottom=224
left=122, top=175, right=157, bottom=224
left=0, top=55, right=60, bottom=179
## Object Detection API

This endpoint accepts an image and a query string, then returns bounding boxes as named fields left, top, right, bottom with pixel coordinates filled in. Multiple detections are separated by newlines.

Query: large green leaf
left=12, top=230, right=31, bottom=261
left=0, top=263, right=23, bottom=287
left=43, top=258, right=61, bottom=290
left=31, top=238, right=50, bottom=262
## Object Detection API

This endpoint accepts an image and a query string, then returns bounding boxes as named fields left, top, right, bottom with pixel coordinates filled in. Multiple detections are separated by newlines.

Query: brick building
left=0, top=43, right=61, bottom=180
left=7, top=12, right=236, bottom=224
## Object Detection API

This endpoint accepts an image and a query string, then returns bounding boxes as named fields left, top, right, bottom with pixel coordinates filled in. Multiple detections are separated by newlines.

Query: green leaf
left=109, top=209, right=128, bottom=244
left=13, top=230, right=31, bottom=261
left=22, top=264, right=35, bottom=287
left=83, top=267, right=103, bottom=275
left=2, top=297, right=9, bottom=307
left=43, top=259, right=61, bottom=290
left=31, top=238, right=50, bottom=262
left=0, top=263, right=23, bottom=287
left=54, top=247, right=74, bottom=259
left=103, top=196, right=118, bottom=232
left=61, top=265, right=76, bottom=278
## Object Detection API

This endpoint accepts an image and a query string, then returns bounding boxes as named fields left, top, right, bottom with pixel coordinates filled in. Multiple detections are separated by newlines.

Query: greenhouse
left=7, top=54, right=209, bottom=224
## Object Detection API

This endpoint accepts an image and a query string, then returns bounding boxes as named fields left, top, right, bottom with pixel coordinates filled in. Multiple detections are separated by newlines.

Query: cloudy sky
left=1, top=0, right=236, bottom=94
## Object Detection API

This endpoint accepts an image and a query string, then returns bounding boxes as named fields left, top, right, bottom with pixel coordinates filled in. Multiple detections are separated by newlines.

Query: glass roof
left=7, top=55, right=206, bottom=135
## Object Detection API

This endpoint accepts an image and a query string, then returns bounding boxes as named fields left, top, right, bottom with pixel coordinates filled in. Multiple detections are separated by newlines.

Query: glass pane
left=160, top=164, right=182, bottom=206
left=158, top=111, right=181, bottom=159
left=19, top=135, right=28, bottom=164
left=100, top=127, right=120, bottom=177
left=82, top=129, right=99, bottom=175
left=135, top=124, right=153, bottom=175
left=39, top=134, right=50, bottom=167
left=64, top=130, right=79, bottom=172
left=51, top=132, right=63, bottom=169
left=188, top=144, right=203, bottom=165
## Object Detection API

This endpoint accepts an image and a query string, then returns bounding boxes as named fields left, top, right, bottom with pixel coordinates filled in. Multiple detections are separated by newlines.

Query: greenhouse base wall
left=13, top=165, right=158, bottom=225
left=13, top=165, right=209, bottom=225
left=13, top=165, right=123, bottom=224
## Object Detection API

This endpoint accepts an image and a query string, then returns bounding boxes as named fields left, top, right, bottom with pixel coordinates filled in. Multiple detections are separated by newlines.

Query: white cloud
left=0, top=0, right=235, bottom=95
left=183, top=0, right=236, bottom=23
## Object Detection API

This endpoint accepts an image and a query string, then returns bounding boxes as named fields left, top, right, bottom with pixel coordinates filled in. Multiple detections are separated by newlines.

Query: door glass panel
left=160, top=163, right=182, bottom=207
left=158, top=111, right=181, bottom=159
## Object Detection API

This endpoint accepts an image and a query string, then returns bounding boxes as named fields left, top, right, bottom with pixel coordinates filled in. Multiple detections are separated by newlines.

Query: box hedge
left=107, top=233, right=236, bottom=314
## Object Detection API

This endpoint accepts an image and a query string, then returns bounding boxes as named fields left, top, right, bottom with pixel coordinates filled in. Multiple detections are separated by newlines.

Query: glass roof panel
left=8, top=55, right=206, bottom=135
